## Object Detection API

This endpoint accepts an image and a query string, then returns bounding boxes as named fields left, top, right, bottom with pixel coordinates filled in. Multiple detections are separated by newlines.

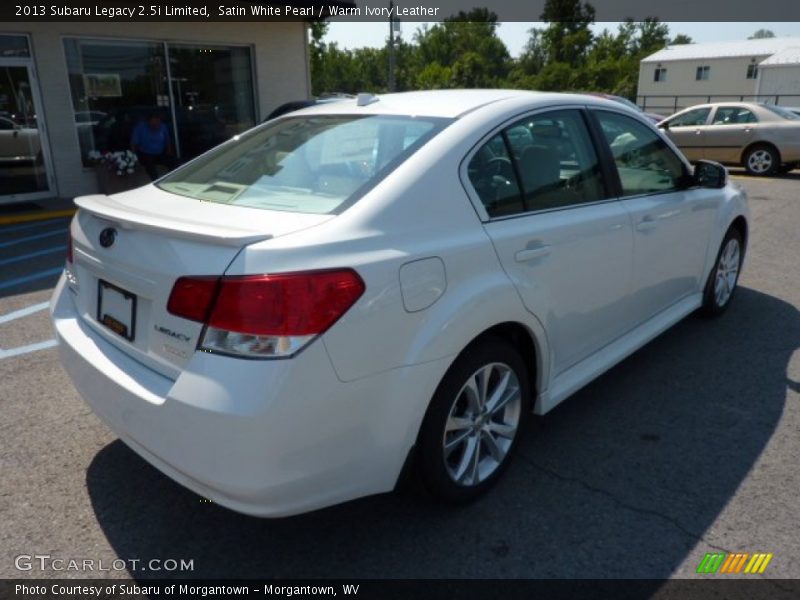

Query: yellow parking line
left=0, top=208, right=76, bottom=226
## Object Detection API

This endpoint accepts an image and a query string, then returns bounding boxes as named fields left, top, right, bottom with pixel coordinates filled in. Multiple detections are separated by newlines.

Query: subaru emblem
left=99, top=227, right=117, bottom=248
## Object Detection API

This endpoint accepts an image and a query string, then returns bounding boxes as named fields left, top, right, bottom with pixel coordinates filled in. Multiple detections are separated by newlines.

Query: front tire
left=416, top=337, right=530, bottom=503
left=744, top=144, right=779, bottom=176
left=701, top=228, right=744, bottom=316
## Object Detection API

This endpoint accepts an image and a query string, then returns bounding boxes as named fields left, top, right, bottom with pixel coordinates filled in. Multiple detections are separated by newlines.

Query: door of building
left=0, top=35, right=55, bottom=205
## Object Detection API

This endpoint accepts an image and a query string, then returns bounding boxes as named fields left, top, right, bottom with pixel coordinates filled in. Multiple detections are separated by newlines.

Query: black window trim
left=586, top=107, right=694, bottom=202
left=459, top=104, right=619, bottom=223
left=500, top=129, right=529, bottom=212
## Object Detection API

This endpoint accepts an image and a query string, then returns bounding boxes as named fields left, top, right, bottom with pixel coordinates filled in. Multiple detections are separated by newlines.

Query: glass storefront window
left=167, top=44, right=255, bottom=160
left=0, top=35, right=30, bottom=58
left=64, top=37, right=256, bottom=168
left=64, top=39, right=170, bottom=166
left=0, top=65, right=49, bottom=194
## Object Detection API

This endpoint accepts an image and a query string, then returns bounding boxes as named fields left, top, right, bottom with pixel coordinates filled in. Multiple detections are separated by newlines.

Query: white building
left=637, top=37, right=800, bottom=115
left=757, top=47, right=800, bottom=106
left=0, top=22, right=312, bottom=205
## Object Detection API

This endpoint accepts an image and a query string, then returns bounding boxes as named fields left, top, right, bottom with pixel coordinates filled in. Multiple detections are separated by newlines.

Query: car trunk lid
left=69, top=186, right=333, bottom=378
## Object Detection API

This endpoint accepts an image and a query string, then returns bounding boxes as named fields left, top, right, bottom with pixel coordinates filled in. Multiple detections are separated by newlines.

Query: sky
left=324, top=22, right=800, bottom=56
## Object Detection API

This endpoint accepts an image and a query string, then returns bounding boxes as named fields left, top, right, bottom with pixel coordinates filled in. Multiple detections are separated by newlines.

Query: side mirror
left=693, top=160, right=727, bottom=189
left=658, top=121, right=669, bottom=130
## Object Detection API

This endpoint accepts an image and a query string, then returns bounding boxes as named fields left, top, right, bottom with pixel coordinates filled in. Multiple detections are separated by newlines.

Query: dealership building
left=0, top=22, right=311, bottom=205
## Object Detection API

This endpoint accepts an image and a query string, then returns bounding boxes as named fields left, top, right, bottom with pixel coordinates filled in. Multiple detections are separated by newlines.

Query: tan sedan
left=658, top=103, right=800, bottom=176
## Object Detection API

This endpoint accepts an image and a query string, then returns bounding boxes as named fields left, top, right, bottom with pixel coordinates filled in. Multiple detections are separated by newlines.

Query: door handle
left=694, top=129, right=702, bottom=135
left=636, top=219, right=658, bottom=232
left=515, top=246, right=551, bottom=262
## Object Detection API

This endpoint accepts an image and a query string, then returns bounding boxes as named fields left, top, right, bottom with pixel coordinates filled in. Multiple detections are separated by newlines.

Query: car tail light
left=65, top=234, right=79, bottom=288
left=167, top=269, right=365, bottom=358
left=167, top=276, right=219, bottom=323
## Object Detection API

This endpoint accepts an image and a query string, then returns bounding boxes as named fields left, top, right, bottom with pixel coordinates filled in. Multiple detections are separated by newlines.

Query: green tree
left=749, top=29, right=776, bottom=39
left=308, top=7, right=695, bottom=104
left=539, top=0, right=596, bottom=66
left=670, top=34, right=693, bottom=45
left=415, top=63, right=453, bottom=89
left=413, top=9, right=511, bottom=88
left=309, top=22, right=330, bottom=96
left=635, top=18, right=670, bottom=55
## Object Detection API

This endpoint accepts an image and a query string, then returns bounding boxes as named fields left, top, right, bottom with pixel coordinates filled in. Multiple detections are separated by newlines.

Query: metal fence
left=636, top=94, right=800, bottom=116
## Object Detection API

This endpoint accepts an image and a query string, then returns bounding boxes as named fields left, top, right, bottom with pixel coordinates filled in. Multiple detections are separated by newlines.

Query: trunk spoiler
left=74, top=194, right=273, bottom=247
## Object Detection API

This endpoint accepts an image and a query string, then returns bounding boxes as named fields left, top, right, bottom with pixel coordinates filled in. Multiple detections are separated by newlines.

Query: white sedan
left=51, top=90, right=749, bottom=517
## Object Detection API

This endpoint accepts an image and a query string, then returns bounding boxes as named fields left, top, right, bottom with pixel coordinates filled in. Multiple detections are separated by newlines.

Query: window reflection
left=65, top=39, right=170, bottom=166
left=0, top=66, right=49, bottom=194
left=0, top=35, right=30, bottom=58
left=64, top=38, right=255, bottom=167
left=167, top=44, right=255, bottom=160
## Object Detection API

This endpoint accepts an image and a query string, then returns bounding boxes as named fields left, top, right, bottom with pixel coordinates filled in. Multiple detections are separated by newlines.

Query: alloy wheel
left=714, top=237, right=741, bottom=307
left=443, top=362, right=522, bottom=487
left=747, top=149, right=774, bottom=174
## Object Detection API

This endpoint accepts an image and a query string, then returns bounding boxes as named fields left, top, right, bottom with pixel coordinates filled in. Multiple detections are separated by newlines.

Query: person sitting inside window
left=131, top=112, right=176, bottom=181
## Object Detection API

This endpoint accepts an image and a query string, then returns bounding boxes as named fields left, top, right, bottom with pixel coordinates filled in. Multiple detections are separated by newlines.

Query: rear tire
left=701, top=227, right=744, bottom=316
left=416, top=337, right=530, bottom=504
left=743, top=144, right=779, bottom=176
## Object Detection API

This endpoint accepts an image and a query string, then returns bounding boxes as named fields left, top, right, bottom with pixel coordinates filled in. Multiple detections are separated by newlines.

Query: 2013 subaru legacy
left=51, top=90, right=749, bottom=517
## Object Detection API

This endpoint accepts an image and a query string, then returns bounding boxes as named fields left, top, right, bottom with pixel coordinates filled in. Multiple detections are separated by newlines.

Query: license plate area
left=97, top=279, right=137, bottom=342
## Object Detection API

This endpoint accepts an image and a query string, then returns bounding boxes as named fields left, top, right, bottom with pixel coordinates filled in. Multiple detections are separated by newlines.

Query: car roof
left=290, top=89, right=623, bottom=119
left=677, top=101, right=766, bottom=111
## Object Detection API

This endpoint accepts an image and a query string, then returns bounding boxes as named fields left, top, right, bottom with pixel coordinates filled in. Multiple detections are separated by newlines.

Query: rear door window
left=466, top=133, right=524, bottom=218
left=711, top=107, right=757, bottom=125
left=467, top=109, right=609, bottom=218
left=503, top=110, right=608, bottom=211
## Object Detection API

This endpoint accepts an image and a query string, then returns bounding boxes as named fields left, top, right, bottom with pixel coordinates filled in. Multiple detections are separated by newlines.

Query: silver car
left=658, top=102, right=800, bottom=176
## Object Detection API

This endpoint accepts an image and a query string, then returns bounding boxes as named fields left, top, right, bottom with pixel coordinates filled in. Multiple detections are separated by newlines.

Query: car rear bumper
left=51, top=274, right=451, bottom=517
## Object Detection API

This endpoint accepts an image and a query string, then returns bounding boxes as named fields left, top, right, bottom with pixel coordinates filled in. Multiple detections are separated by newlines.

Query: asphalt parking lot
left=1, top=171, right=798, bottom=582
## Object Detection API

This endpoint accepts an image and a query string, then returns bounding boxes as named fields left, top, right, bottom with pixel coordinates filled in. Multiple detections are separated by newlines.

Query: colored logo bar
left=696, top=552, right=773, bottom=574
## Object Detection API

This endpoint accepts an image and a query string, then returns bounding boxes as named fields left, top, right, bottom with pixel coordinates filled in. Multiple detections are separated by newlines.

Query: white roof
left=642, top=37, right=800, bottom=63
left=759, top=47, right=800, bottom=66
left=296, top=89, right=605, bottom=119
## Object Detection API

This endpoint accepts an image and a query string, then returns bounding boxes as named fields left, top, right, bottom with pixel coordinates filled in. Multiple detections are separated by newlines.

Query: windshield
left=157, top=114, right=452, bottom=214
left=762, top=104, right=800, bottom=121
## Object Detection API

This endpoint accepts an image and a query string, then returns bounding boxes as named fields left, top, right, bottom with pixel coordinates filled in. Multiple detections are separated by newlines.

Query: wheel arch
left=458, top=321, right=542, bottom=402
left=729, top=214, right=748, bottom=256
left=396, top=319, right=546, bottom=492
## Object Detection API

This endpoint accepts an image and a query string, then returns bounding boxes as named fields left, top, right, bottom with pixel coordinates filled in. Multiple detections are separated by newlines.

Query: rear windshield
left=157, top=114, right=452, bottom=214
left=762, top=104, right=800, bottom=121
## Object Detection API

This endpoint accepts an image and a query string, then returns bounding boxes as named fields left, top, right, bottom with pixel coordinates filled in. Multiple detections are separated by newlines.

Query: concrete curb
left=0, top=209, right=76, bottom=227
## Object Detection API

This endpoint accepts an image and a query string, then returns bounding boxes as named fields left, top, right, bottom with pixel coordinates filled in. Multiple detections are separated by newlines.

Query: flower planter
left=90, top=150, right=150, bottom=195
left=94, top=165, right=150, bottom=195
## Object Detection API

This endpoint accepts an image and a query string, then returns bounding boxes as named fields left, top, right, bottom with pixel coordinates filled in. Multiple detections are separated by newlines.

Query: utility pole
left=388, top=1, right=396, bottom=92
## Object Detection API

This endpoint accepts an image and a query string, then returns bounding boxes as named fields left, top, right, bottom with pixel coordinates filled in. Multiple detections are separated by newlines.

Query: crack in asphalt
left=515, top=451, right=732, bottom=556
